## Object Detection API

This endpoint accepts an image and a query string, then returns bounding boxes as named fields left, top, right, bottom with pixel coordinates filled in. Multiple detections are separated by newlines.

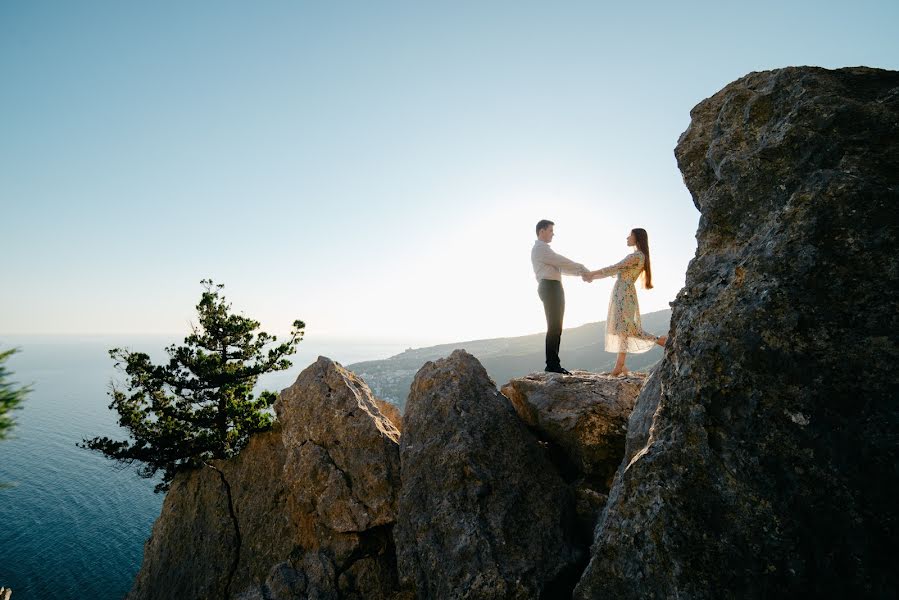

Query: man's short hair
left=536, top=220, right=554, bottom=236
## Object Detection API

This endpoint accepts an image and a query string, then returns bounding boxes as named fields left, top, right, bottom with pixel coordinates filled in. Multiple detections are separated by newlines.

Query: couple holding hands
left=531, top=219, right=667, bottom=377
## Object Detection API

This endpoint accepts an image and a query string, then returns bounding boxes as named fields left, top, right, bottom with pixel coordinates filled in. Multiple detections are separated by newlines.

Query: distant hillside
left=348, top=309, right=672, bottom=410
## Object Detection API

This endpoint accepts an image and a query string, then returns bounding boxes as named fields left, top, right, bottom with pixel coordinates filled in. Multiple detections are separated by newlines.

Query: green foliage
left=0, top=347, right=31, bottom=441
left=80, top=279, right=304, bottom=492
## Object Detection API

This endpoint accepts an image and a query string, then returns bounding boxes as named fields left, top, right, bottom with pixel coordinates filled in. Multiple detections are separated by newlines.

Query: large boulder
left=575, top=66, right=899, bottom=599
left=501, top=370, right=647, bottom=489
left=276, top=356, right=401, bottom=537
left=395, top=350, right=584, bottom=599
left=268, top=356, right=402, bottom=599
left=128, top=357, right=403, bottom=600
left=501, top=370, right=650, bottom=531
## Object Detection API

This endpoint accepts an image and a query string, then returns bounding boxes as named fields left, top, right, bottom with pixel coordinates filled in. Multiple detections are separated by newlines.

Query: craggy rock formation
left=272, top=357, right=402, bottom=599
left=575, top=66, right=899, bottom=599
left=501, top=370, right=648, bottom=530
left=128, top=430, right=286, bottom=600
left=622, top=363, right=661, bottom=467
left=394, top=350, right=584, bottom=600
left=128, top=357, right=402, bottom=600
left=501, top=370, right=647, bottom=488
left=131, top=350, right=641, bottom=600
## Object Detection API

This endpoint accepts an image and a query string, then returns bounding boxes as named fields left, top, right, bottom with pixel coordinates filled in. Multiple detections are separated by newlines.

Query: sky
left=2, top=0, right=897, bottom=345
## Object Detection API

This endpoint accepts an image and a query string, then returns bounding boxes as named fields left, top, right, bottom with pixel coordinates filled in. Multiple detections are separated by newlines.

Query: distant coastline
left=350, top=308, right=672, bottom=409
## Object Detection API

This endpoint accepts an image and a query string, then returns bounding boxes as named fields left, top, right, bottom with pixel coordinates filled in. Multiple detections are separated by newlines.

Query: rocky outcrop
left=501, top=370, right=649, bottom=530
left=128, top=357, right=402, bottom=600
left=501, top=370, right=647, bottom=488
left=574, top=66, right=899, bottom=599
left=130, top=351, right=647, bottom=600
left=270, top=357, right=402, bottom=599
left=128, top=440, right=265, bottom=600
left=394, top=350, right=584, bottom=599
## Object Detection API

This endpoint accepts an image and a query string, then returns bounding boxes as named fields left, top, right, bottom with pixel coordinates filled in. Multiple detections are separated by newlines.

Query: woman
left=584, top=228, right=667, bottom=376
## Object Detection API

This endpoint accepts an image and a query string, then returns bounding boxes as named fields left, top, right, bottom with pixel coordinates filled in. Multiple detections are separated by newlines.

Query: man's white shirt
left=531, top=240, right=588, bottom=281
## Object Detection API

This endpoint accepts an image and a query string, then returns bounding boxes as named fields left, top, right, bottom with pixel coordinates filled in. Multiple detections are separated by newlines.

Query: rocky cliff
left=574, top=66, right=899, bottom=599
left=128, top=357, right=403, bottom=600
left=127, top=65, right=897, bottom=600
left=501, top=370, right=648, bottom=532
left=128, top=352, right=644, bottom=600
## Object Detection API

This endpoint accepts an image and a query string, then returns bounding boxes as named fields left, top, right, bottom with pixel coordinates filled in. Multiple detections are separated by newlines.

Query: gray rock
left=574, top=66, right=899, bottom=599
left=128, top=357, right=402, bottom=600
left=501, top=370, right=647, bottom=489
left=395, top=350, right=583, bottom=599
left=622, top=363, right=662, bottom=467
left=263, top=562, right=306, bottom=599
left=128, top=458, right=243, bottom=600
left=501, top=369, right=650, bottom=532
left=276, top=356, right=401, bottom=535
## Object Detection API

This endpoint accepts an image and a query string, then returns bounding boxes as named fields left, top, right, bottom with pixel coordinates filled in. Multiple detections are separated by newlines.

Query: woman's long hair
left=632, top=228, right=653, bottom=289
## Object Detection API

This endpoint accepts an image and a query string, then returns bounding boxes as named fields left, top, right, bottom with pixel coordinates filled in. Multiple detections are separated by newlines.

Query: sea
left=0, top=334, right=415, bottom=600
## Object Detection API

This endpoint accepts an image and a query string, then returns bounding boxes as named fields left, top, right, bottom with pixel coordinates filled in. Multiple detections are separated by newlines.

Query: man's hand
left=582, top=272, right=593, bottom=283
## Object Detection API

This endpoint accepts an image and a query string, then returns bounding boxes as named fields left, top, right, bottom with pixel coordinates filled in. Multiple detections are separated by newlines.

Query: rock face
left=501, top=370, right=649, bottom=531
left=131, top=351, right=648, bottom=600
left=128, top=430, right=285, bottom=600
left=271, top=357, right=402, bottom=599
left=622, top=363, right=661, bottom=467
left=373, top=398, right=403, bottom=433
left=574, top=66, right=899, bottom=599
left=501, top=370, right=647, bottom=489
left=128, top=357, right=402, bottom=600
left=394, top=350, right=583, bottom=599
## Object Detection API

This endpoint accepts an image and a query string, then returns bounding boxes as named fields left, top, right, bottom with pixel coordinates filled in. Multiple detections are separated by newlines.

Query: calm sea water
left=0, top=335, right=413, bottom=600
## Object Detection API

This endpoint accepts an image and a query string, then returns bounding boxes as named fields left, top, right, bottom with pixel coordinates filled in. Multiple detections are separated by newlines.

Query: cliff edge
left=575, top=65, right=899, bottom=599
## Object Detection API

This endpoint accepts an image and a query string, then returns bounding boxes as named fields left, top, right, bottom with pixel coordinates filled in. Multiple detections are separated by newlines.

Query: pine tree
left=0, top=348, right=30, bottom=441
left=80, top=279, right=304, bottom=492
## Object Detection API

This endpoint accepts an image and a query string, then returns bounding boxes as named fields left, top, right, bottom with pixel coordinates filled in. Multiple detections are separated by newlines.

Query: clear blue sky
left=3, top=1, right=897, bottom=343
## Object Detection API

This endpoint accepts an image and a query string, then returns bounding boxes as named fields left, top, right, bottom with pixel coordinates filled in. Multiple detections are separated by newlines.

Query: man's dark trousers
left=538, top=279, right=564, bottom=370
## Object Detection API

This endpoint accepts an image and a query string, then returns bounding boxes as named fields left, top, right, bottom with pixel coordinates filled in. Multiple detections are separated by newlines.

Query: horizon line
left=0, top=307, right=673, bottom=345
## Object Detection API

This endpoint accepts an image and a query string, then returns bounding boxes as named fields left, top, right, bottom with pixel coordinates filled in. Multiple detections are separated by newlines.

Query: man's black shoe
left=545, top=367, right=571, bottom=375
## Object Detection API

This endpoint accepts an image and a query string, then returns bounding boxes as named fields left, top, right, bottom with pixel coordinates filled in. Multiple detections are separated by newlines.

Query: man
left=531, top=220, right=590, bottom=374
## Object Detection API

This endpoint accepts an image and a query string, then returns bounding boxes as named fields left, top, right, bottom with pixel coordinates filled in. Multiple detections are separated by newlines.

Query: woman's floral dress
left=593, top=250, right=658, bottom=354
